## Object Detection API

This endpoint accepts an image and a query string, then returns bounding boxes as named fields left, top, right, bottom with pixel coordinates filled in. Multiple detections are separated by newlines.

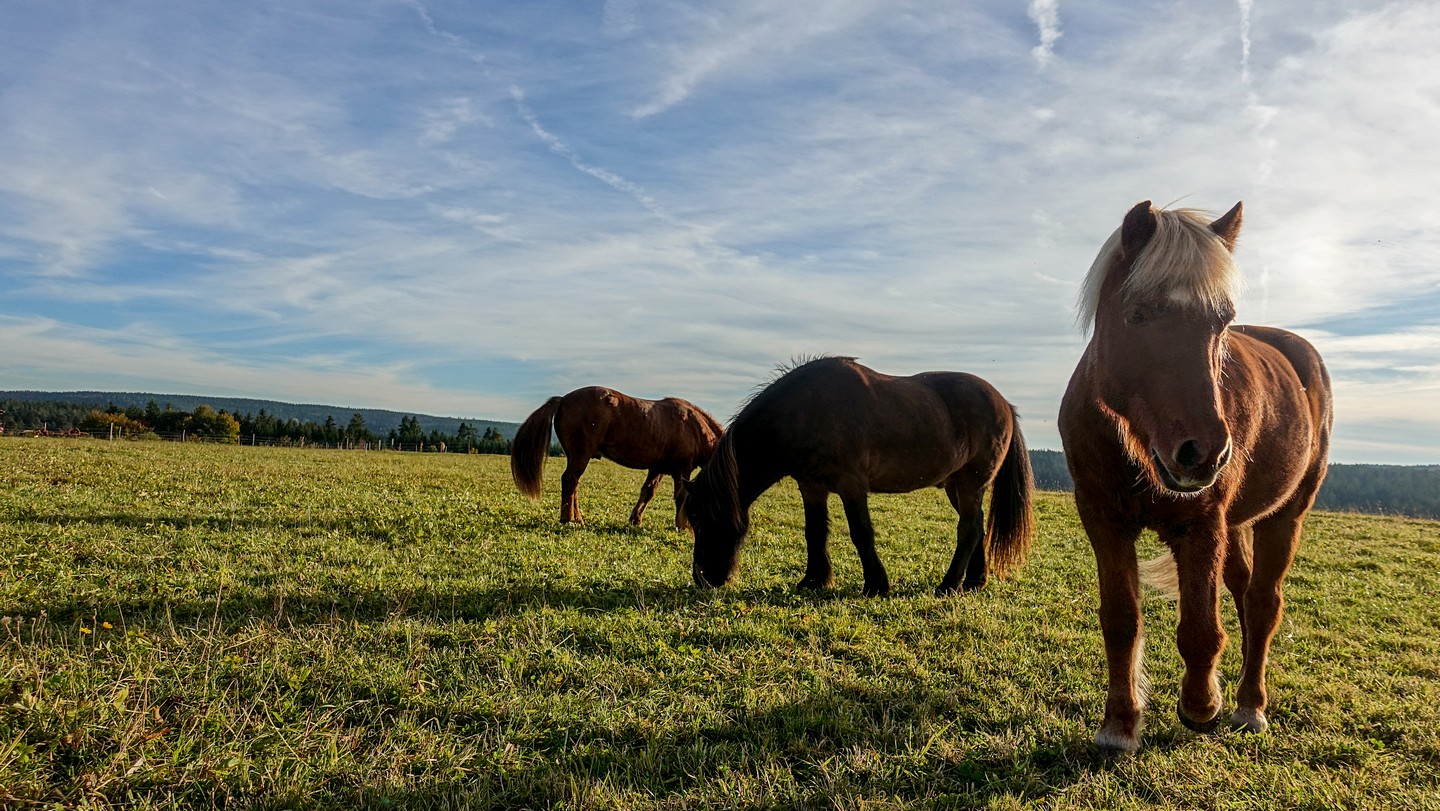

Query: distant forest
left=3, top=394, right=1436, bottom=519
left=0, top=390, right=517, bottom=440
left=1030, top=450, right=1440, bottom=520
left=0, top=395, right=519, bottom=454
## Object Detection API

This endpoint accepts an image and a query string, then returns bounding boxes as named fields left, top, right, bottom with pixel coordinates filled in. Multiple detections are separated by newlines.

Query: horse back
left=555, top=386, right=719, bottom=470
left=1220, top=326, right=1333, bottom=521
left=1231, top=325, right=1333, bottom=433
left=743, top=360, right=1009, bottom=493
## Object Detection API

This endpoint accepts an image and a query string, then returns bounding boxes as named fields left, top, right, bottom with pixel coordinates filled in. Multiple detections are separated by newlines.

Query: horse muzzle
left=1151, top=438, right=1231, bottom=494
left=692, top=561, right=719, bottom=590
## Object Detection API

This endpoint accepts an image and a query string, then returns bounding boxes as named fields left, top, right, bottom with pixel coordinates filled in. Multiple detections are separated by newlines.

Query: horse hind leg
left=629, top=469, right=664, bottom=526
left=796, top=482, right=835, bottom=590
left=559, top=455, right=590, bottom=524
left=1232, top=510, right=1303, bottom=734
left=840, top=492, right=889, bottom=597
left=1223, top=524, right=1259, bottom=732
left=937, top=480, right=986, bottom=595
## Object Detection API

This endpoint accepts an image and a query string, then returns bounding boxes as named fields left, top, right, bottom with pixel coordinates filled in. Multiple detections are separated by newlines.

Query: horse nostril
left=1176, top=440, right=1204, bottom=470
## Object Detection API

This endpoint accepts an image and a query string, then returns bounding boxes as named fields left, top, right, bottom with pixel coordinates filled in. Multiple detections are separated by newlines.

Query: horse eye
left=1126, top=307, right=1148, bottom=325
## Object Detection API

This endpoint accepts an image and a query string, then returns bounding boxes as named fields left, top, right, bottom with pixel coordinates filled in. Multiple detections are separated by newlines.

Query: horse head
left=679, top=438, right=748, bottom=588
left=1082, top=200, right=1244, bottom=494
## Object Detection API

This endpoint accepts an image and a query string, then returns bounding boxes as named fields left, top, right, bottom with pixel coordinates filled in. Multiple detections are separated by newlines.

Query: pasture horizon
left=3, top=2, right=1439, bottom=467
left=8, top=386, right=1440, bottom=470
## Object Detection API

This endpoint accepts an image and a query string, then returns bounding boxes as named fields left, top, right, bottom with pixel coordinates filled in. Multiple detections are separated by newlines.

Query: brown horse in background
left=1059, top=201, right=1333, bottom=755
left=511, top=387, right=723, bottom=528
left=683, top=357, right=1034, bottom=597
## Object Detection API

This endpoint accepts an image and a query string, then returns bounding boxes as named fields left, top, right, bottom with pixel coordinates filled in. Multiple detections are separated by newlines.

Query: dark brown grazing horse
left=1059, top=201, right=1333, bottom=755
left=511, top=387, right=723, bottom=528
left=683, top=357, right=1034, bottom=597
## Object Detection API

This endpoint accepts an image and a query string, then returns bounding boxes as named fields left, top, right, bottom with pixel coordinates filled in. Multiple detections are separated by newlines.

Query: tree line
left=0, top=398, right=519, bottom=454
left=4, top=399, right=1434, bottom=517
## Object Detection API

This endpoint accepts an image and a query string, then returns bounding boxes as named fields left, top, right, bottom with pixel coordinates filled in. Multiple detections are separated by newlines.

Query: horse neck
left=722, top=430, right=784, bottom=506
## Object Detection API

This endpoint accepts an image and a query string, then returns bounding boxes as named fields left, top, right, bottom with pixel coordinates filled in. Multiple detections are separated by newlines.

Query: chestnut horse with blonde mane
left=684, top=357, right=1034, bottom=597
left=511, top=387, right=723, bottom=528
left=1059, top=201, right=1333, bottom=755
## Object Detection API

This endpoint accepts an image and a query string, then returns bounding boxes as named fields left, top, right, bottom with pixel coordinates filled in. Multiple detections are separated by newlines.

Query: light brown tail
left=510, top=396, right=562, bottom=501
left=986, top=410, right=1036, bottom=577
left=1138, top=552, right=1180, bottom=599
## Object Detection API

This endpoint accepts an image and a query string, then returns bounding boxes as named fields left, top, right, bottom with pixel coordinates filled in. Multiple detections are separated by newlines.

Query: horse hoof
left=1177, top=700, right=1222, bottom=733
left=862, top=585, right=891, bottom=598
left=1230, top=708, right=1269, bottom=734
left=796, top=577, right=834, bottom=591
left=1094, top=728, right=1140, bottom=758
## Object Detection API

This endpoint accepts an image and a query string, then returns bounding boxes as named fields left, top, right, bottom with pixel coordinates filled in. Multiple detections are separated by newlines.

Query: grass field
left=2, top=439, right=1438, bottom=809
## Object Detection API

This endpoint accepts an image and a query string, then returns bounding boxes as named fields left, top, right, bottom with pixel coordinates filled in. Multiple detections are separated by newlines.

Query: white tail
left=1138, top=551, right=1180, bottom=600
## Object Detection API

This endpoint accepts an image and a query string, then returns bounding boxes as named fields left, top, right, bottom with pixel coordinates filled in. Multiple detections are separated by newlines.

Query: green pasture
left=1, top=439, right=1437, bottom=809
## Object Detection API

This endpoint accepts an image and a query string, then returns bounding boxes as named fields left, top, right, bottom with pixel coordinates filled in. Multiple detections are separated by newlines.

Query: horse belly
left=866, top=460, right=956, bottom=493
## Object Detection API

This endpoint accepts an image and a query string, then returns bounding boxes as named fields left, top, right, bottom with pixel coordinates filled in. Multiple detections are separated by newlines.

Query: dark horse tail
left=511, top=396, right=563, bottom=501
left=986, top=409, right=1036, bottom=577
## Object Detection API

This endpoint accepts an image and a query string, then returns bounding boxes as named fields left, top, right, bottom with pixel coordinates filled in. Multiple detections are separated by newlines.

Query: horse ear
left=1210, top=201, right=1243, bottom=251
left=1121, top=200, right=1157, bottom=260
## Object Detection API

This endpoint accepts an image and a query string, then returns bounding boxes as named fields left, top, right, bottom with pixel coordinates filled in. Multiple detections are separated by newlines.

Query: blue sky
left=2, top=0, right=1437, bottom=464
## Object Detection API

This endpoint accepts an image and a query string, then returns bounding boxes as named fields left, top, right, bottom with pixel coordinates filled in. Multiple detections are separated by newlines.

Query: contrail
left=509, top=86, right=672, bottom=223
left=1238, top=0, right=1254, bottom=85
left=1028, top=0, right=1062, bottom=69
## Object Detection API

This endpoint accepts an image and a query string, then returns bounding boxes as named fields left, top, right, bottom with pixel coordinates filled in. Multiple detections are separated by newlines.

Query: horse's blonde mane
left=1078, top=207, right=1239, bottom=332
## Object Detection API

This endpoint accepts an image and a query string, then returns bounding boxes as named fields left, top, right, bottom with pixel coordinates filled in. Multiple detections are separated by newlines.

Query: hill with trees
left=0, top=391, right=518, bottom=440
left=0, top=393, right=519, bottom=453
left=4, top=393, right=1435, bottom=518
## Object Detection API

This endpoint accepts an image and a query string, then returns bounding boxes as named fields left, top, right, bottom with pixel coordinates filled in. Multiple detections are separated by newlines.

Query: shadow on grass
left=123, top=679, right=1108, bottom=810
left=22, top=569, right=987, bottom=632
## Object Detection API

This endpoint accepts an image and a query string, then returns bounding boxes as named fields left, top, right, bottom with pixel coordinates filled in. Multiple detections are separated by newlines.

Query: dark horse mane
left=734, top=355, right=853, bottom=418
left=687, top=430, right=745, bottom=543
left=686, top=357, right=849, bottom=549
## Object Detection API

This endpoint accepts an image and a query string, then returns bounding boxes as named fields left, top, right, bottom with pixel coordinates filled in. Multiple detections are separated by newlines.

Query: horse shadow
left=228, top=679, right=1110, bottom=808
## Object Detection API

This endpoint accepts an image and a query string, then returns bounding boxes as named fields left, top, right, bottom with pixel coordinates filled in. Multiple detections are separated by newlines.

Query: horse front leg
left=1169, top=518, right=1228, bottom=733
left=1080, top=501, right=1145, bottom=755
left=938, top=482, right=986, bottom=595
left=840, top=493, right=889, bottom=597
left=671, top=473, right=690, bottom=531
left=1232, top=509, right=1302, bottom=734
left=629, top=469, right=664, bottom=526
left=797, top=482, right=834, bottom=590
